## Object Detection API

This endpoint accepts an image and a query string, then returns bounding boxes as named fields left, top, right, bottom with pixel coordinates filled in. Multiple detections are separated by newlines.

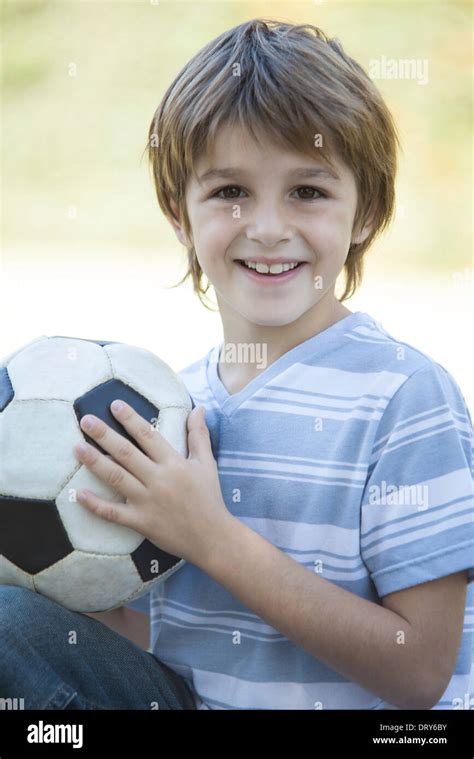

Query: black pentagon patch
left=49, top=336, right=119, bottom=347
left=0, top=367, right=14, bottom=411
left=74, top=379, right=159, bottom=455
left=0, top=496, right=74, bottom=574
left=131, top=538, right=181, bottom=582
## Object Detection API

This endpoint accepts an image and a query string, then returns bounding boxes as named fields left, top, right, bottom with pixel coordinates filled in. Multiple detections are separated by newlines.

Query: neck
left=218, top=291, right=352, bottom=368
left=215, top=291, right=353, bottom=394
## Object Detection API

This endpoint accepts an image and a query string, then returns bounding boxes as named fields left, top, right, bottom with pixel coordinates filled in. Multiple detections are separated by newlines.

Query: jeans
left=0, top=585, right=196, bottom=710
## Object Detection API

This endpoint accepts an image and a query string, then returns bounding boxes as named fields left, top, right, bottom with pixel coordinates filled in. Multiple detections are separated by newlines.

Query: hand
left=72, top=400, right=231, bottom=567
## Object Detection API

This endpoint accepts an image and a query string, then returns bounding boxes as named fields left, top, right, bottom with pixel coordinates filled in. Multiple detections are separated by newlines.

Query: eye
left=293, top=186, right=326, bottom=201
left=211, top=185, right=245, bottom=200
left=209, top=184, right=327, bottom=201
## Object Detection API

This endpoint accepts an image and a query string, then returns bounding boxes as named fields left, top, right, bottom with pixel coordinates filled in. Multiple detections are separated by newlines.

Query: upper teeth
left=242, top=261, right=300, bottom=274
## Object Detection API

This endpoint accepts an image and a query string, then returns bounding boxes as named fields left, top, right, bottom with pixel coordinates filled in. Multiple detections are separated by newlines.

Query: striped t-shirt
left=126, top=310, right=474, bottom=710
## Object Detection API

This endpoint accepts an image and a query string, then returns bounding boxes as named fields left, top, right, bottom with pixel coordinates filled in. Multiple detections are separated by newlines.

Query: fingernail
left=81, top=416, right=96, bottom=431
left=111, top=400, right=124, bottom=412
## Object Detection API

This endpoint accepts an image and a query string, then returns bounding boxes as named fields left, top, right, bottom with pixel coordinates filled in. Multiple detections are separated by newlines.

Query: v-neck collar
left=206, top=310, right=371, bottom=418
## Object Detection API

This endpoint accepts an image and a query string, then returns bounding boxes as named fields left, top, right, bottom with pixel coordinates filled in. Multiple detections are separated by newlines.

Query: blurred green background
left=1, top=0, right=472, bottom=408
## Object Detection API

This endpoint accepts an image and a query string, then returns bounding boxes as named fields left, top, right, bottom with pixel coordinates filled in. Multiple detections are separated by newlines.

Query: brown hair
left=145, top=17, right=400, bottom=309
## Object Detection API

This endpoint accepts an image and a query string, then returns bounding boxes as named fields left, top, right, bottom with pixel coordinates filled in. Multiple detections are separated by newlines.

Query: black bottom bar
left=0, top=709, right=472, bottom=757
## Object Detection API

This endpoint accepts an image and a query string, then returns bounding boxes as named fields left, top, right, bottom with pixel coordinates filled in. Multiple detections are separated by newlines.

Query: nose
left=245, top=200, right=293, bottom=247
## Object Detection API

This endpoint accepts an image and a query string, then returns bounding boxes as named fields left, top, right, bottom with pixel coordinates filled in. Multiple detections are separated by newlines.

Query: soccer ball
left=0, top=335, right=194, bottom=612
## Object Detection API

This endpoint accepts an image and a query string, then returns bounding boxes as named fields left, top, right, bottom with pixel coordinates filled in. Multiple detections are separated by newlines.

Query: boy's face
left=169, top=123, right=373, bottom=328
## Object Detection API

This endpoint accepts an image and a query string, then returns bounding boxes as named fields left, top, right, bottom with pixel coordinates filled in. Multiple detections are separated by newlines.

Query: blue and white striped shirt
left=127, top=311, right=474, bottom=710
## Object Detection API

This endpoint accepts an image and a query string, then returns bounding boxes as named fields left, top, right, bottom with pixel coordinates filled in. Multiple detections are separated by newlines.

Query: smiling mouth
left=235, top=260, right=306, bottom=276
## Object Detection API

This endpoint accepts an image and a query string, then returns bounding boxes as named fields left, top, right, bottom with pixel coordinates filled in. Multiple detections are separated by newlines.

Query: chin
left=240, top=309, right=305, bottom=328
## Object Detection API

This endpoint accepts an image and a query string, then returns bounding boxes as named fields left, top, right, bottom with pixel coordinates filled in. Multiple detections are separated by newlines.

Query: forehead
left=192, top=122, right=349, bottom=182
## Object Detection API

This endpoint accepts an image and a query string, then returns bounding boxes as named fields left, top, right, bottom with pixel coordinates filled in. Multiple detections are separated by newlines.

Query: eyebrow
left=198, top=166, right=341, bottom=183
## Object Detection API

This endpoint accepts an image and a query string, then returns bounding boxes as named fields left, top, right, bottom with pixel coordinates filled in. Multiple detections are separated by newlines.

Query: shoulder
left=347, top=314, right=471, bottom=414
left=348, top=313, right=443, bottom=373
left=361, top=323, right=473, bottom=498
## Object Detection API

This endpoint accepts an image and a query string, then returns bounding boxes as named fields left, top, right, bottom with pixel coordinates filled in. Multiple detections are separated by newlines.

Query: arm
left=84, top=607, right=150, bottom=650
left=200, top=515, right=468, bottom=710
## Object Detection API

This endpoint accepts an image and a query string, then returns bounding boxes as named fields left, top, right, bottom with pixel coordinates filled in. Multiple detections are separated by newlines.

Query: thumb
left=187, top=405, right=212, bottom=459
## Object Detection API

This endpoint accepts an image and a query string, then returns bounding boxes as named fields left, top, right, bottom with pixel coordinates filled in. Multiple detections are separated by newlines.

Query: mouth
left=235, top=259, right=307, bottom=284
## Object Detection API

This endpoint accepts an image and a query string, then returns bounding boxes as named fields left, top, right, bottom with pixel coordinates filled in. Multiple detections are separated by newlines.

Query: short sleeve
left=360, top=362, right=474, bottom=597
left=123, top=590, right=151, bottom=615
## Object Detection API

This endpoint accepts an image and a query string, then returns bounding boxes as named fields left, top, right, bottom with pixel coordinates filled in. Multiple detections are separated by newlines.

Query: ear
left=351, top=208, right=376, bottom=246
left=168, top=199, right=191, bottom=247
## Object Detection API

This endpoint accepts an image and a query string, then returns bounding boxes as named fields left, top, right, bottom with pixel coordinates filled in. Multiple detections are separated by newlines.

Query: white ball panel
left=105, top=343, right=192, bottom=411
left=34, top=551, right=145, bottom=612
left=8, top=337, right=111, bottom=401
left=0, top=400, right=81, bottom=499
left=0, top=336, right=49, bottom=369
left=0, top=556, right=35, bottom=590
left=57, top=466, right=143, bottom=554
left=158, top=406, right=190, bottom=458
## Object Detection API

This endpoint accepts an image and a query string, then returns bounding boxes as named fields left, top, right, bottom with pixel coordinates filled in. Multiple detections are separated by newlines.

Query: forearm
left=198, top=514, right=433, bottom=710
left=84, top=607, right=150, bottom=650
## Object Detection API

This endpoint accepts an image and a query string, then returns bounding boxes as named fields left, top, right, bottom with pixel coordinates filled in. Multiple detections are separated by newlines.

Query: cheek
left=191, top=223, right=231, bottom=276
left=195, top=215, right=239, bottom=268
left=196, top=209, right=235, bottom=243
left=307, top=207, right=353, bottom=250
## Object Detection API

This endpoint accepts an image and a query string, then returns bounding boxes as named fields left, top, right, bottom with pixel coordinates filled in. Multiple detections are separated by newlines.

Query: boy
left=1, top=18, right=472, bottom=711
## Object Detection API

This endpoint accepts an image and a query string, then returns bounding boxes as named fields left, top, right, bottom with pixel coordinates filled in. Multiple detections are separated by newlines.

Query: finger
left=73, top=439, right=146, bottom=500
left=110, top=399, right=176, bottom=462
left=187, top=405, right=212, bottom=460
left=76, top=489, right=138, bottom=530
left=79, top=412, right=153, bottom=484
